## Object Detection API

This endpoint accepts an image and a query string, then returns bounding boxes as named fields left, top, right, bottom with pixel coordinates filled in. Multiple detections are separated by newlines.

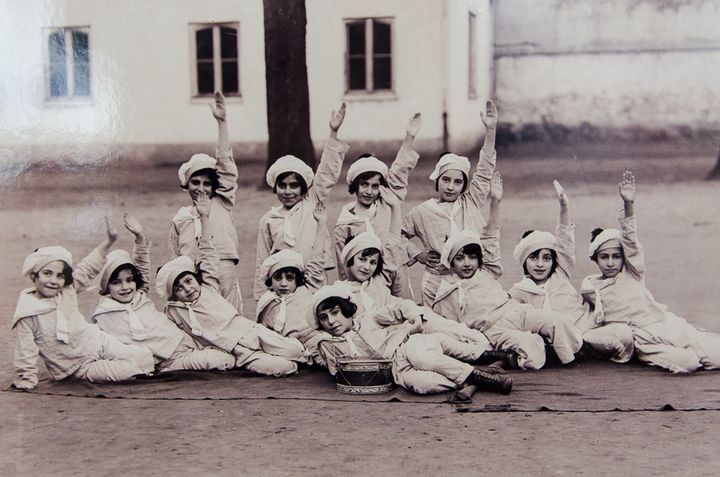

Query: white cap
left=346, top=156, right=388, bottom=185
left=178, top=153, right=217, bottom=187
left=265, top=155, right=314, bottom=189
left=429, top=153, right=470, bottom=181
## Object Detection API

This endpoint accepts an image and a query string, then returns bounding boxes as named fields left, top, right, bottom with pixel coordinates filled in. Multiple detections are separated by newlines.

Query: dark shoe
left=469, top=368, right=512, bottom=395
left=474, top=350, right=520, bottom=370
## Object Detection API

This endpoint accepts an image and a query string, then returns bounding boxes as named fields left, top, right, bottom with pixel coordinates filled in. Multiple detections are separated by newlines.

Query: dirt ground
left=1, top=142, right=719, bottom=476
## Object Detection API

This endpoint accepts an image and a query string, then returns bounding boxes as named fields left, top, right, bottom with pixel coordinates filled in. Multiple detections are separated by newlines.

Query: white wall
left=494, top=0, right=720, bottom=130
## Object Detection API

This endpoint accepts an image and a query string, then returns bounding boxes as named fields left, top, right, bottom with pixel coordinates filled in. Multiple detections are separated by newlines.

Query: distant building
left=0, top=0, right=493, bottom=164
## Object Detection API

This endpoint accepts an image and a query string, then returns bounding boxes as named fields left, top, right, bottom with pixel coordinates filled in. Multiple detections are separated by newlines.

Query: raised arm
left=210, top=91, right=238, bottom=207
left=379, top=186, right=402, bottom=236
left=481, top=172, right=503, bottom=278
left=465, top=101, right=498, bottom=209
left=124, top=212, right=151, bottom=291
left=617, top=171, right=644, bottom=279
left=553, top=180, right=574, bottom=278
left=312, top=103, right=350, bottom=204
left=386, top=113, right=422, bottom=201
left=195, top=192, right=221, bottom=289
left=305, top=202, right=329, bottom=291
left=74, top=217, right=118, bottom=293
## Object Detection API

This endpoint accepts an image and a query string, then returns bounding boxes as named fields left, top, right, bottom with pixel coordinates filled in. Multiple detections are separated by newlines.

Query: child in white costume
left=254, top=103, right=350, bottom=300
left=12, top=222, right=155, bottom=390
left=92, top=213, right=235, bottom=373
left=580, top=171, right=720, bottom=373
left=256, top=203, right=332, bottom=363
left=314, top=283, right=511, bottom=395
left=334, top=113, right=422, bottom=299
left=402, top=101, right=498, bottom=306
left=432, top=174, right=583, bottom=370
left=160, top=193, right=307, bottom=377
left=508, top=181, right=634, bottom=363
left=169, top=92, right=243, bottom=314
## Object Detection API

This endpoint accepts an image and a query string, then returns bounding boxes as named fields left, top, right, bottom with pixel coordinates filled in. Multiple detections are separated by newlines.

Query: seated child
left=508, top=181, right=634, bottom=363
left=314, top=283, right=512, bottom=395
left=432, top=173, right=583, bottom=370
left=334, top=113, right=422, bottom=299
left=255, top=103, right=349, bottom=300
left=256, top=202, right=332, bottom=363
left=580, top=171, right=720, bottom=373
left=159, top=192, right=308, bottom=377
left=12, top=220, right=154, bottom=390
left=169, top=92, right=243, bottom=313
left=402, top=101, right=498, bottom=306
left=92, top=213, right=235, bottom=373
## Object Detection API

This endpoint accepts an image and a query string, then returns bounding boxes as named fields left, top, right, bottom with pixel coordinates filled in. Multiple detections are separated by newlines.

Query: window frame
left=189, top=22, right=241, bottom=99
left=344, top=17, right=395, bottom=97
left=42, top=26, right=92, bottom=103
left=468, top=11, right=478, bottom=100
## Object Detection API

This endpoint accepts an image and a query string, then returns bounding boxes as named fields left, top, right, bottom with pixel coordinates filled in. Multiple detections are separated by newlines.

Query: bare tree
left=262, top=0, right=316, bottom=186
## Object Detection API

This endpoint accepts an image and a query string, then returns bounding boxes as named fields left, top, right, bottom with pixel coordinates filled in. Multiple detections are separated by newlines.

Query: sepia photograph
left=1, top=0, right=719, bottom=475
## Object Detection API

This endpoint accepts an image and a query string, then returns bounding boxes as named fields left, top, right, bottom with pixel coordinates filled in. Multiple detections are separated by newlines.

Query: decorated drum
left=336, top=358, right=394, bottom=394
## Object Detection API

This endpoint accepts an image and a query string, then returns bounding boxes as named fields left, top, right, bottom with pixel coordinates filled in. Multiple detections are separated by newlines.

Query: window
left=44, top=27, right=90, bottom=100
left=345, top=18, right=392, bottom=93
left=190, top=23, right=240, bottom=97
left=468, top=12, right=477, bottom=99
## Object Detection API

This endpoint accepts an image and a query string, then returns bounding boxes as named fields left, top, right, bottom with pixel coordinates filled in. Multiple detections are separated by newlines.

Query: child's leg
left=421, top=311, right=492, bottom=349
left=687, top=327, right=720, bottom=370
left=75, top=334, right=154, bottom=382
left=420, top=271, right=443, bottom=306
left=634, top=327, right=701, bottom=373
left=238, top=321, right=307, bottom=362
left=583, top=323, right=635, bottom=363
left=484, top=317, right=546, bottom=370
left=159, top=335, right=235, bottom=372
left=519, top=306, right=583, bottom=364
left=392, top=337, right=461, bottom=394
left=243, top=351, right=298, bottom=377
left=218, top=259, right=244, bottom=315
left=402, top=334, right=475, bottom=385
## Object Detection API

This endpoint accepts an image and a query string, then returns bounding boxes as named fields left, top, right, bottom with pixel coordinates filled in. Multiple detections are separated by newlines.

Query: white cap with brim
left=178, top=153, right=217, bottom=187
left=429, top=153, right=471, bottom=181
left=22, top=246, right=73, bottom=279
left=440, top=229, right=481, bottom=269
left=156, top=256, right=197, bottom=300
left=512, top=230, right=557, bottom=265
left=265, top=155, right=314, bottom=189
left=346, top=156, right=388, bottom=185
left=588, top=229, right=622, bottom=258
left=312, top=282, right=354, bottom=316
left=260, top=249, right=305, bottom=281
left=98, top=249, right=135, bottom=293
left=340, top=231, right=383, bottom=267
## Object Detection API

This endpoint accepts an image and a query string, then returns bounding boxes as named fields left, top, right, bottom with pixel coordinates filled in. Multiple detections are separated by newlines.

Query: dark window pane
left=72, top=31, right=88, bottom=62
left=373, top=56, right=391, bottom=90
left=49, top=31, right=67, bottom=97
left=221, top=60, right=239, bottom=94
left=220, top=27, right=237, bottom=59
left=197, top=62, right=214, bottom=94
left=373, top=21, right=391, bottom=54
left=347, top=22, right=365, bottom=55
left=348, top=57, right=365, bottom=90
left=73, top=62, right=90, bottom=96
left=196, top=28, right=213, bottom=59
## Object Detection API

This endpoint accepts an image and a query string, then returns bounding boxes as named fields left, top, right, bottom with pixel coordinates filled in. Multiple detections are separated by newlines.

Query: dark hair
left=171, top=271, right=203, bottom=299
left=273, top=171, right=308, bottom=195
left=33, top=261, right=74, bottom=287
left=101, top=264, right=145, bottom=295
left=522, top=229, right=535, bottom=239
left=348, top=170, right=388, bottom=195
left=346, top=247, right=384, bottom=277
left=453, top=243, right=483, bottom=267
left=183, top=168, right=220, bottom=194
left=522, top=249, right=558, bottom=276
left=589, top=228, right=604, bottom=262
left=264, top=266, right=306, bottom=288
left=316, top=296, right=357, bottom=318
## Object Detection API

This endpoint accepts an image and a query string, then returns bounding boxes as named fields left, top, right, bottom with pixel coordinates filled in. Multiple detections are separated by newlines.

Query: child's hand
left=406, top=113, right=422, bottom=137
left=490, top=171, right=503, bottom=201
left=209, top=91, right=226, bottom=122
left=417, top=250, right=441, bottom=268
left=553, top=180, right=569, bottom=206
left=195, top=191, right=211, bottom=217
left=105, top=216, right=118, bottom=244
left=379, top=186, right=400, bottom=208
left=329, top=102, right=347, bottom=132
left=123, top=212, right=144, bottom=238
left=619, top=170, right=636, bottom=203
left=313, top=201, right=327, bottom=224
left=480, top=100, right=498, bottom=130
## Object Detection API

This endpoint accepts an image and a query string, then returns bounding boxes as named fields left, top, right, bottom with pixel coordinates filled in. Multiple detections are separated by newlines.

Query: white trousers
left=420, top=270, right=450, bottom=307
left=158, top=334, right=236, bottom=372
left=73, top=333, right=155, bottom=383
left=232, top=322, right=307, bottom=376
left=392, top=333, right=484, bottom=395
left=583, top=323, right=635, bottom=363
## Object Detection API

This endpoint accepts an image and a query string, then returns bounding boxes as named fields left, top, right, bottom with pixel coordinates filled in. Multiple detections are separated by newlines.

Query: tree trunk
left=707, top=138, right=720, bottom=180
left=262, top=0, right=316, bottom=187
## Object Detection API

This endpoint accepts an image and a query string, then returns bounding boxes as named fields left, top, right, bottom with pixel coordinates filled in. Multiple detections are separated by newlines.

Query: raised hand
left=379, top=185, right=400, bottom=208
left=406, top=113, right=422, bottom=137
left=209, top=91, right=226, bottom=122
left=313, top=201, right=327, bottom=224
left=329, top=102, right=347, bottom=132
left=195, top=191, right=211, bottom=217
left=105, top=216, right=118, bottom=244
left=553, top=180, right=569, bottom=206
left=123, top=212, right=144, bottom=238
left=480, top=100, right=498, bottom=130
left=618, top=170, right=636, bottom=203
left=490, top=171, right=503, bottom=201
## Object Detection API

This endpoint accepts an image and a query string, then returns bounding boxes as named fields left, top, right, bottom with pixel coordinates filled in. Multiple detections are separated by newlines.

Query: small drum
left=336, top=358, right=394, bottom=395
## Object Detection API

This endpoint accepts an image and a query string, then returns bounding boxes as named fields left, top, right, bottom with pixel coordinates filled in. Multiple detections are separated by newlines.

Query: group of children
left=12, top=94, right=720, bottom=398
